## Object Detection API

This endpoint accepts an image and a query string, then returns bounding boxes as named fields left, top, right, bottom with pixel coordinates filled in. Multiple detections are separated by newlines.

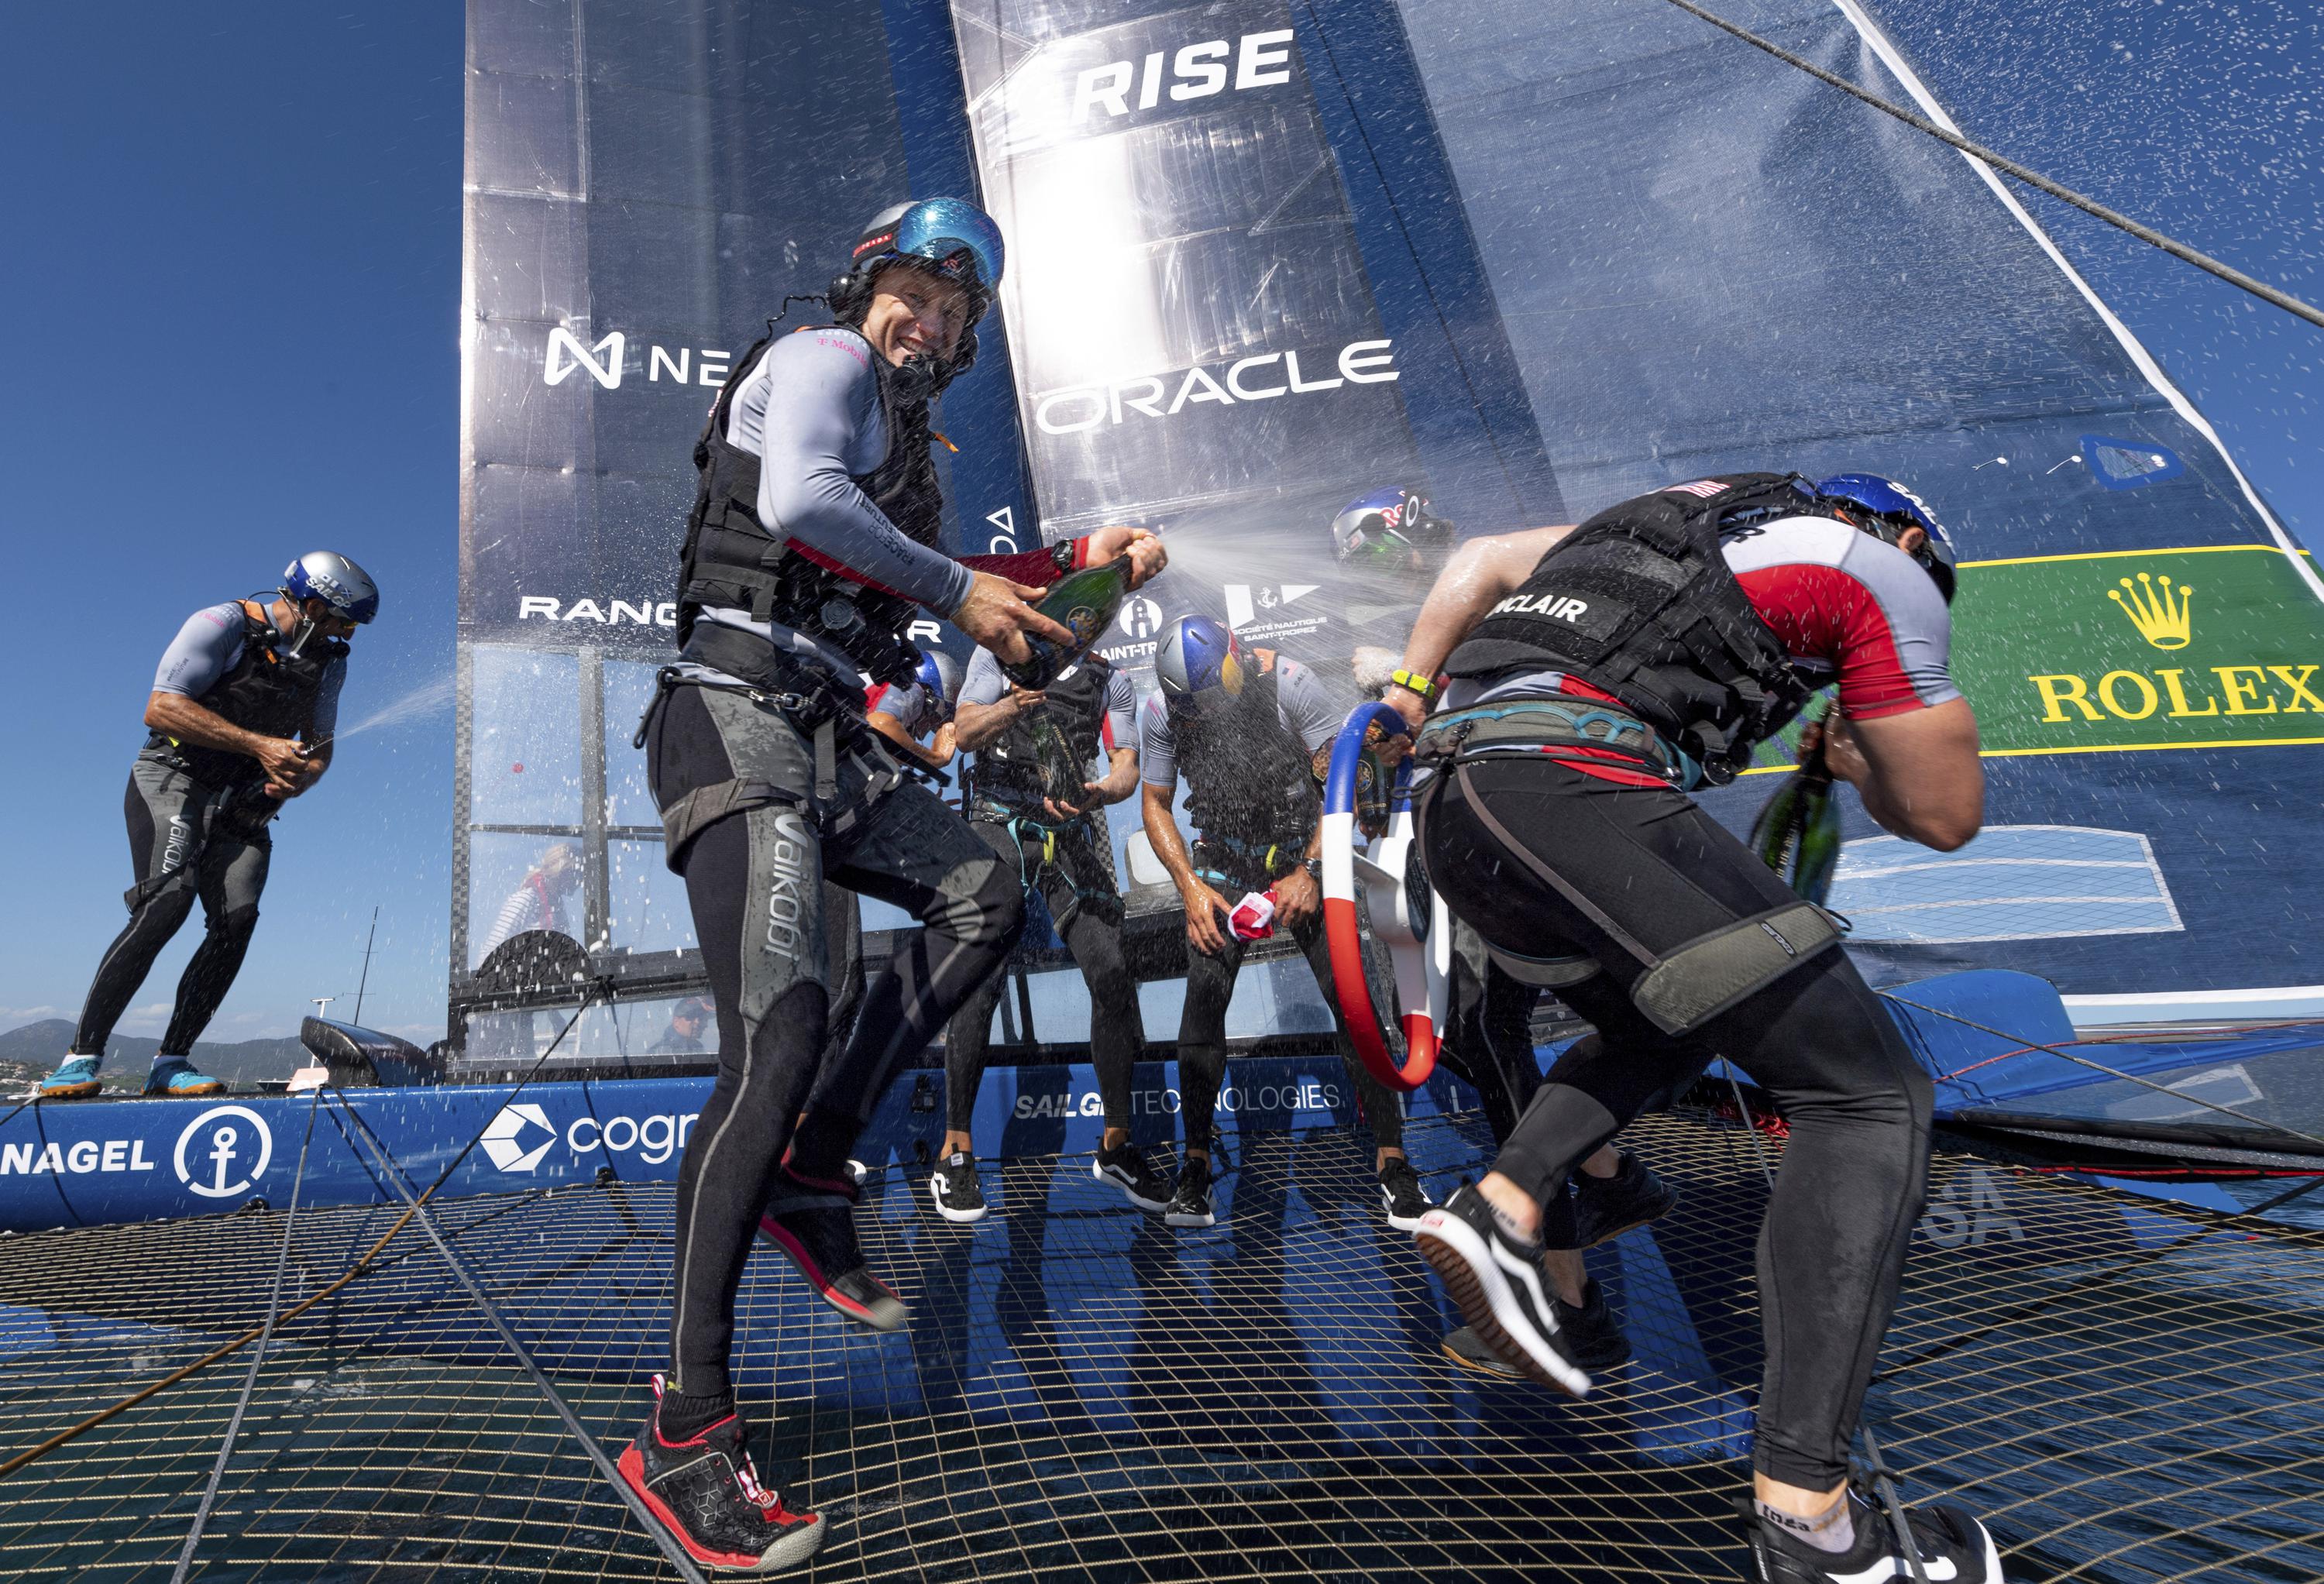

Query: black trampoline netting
left=2, top=1106, right=2319, bottom=1582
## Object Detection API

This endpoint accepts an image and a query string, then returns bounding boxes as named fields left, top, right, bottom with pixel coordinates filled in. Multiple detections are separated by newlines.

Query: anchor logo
left=172, top=1105, right=274, bottom=1201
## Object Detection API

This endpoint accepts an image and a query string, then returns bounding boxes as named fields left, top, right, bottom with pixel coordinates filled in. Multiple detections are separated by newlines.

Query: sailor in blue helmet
left=43, top=553, right=377, bottom=1102
left=1380, top=470, right=2000, bottom=1583
left=624, top=197, right=1164, bottom=1572
left=865, top=648, right=963, bottom=778
left=1136, top=615, right=1425, bottom=1231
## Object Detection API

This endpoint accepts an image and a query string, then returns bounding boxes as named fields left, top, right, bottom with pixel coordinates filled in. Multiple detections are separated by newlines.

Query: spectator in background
left=479, top=842, right=582, bottom=961
left=649, top=997, right=713, bottom=1057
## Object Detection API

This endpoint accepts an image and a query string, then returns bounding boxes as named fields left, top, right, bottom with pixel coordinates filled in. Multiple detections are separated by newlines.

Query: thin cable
left=0, top=984, right=608, bottom=1479
left=332, top=1094, right=710, bottom=1584
left=1653, top=0, right=2324, bottom=332
left=169, top=1084, right=325, bottom=1584
left=1880, top=991, right=2324, bottom=1159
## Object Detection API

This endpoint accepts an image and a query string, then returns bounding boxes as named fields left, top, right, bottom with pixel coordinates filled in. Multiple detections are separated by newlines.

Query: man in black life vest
left=1386, top=473, right=2003, bottom=1584
left=930, top=645, right=1166, bottom=1223
left=622, top=197, right=1164, bottom=1575
left=43, top=552, right=377, bottom=1101
left=1138, top=617, right=1425, bottom=1232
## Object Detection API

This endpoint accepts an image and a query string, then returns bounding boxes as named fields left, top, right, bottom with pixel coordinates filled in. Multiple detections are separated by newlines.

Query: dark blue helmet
left=1813, top=474, right=1958, bottom=603
left=830, top=198, right=1006, bottom=389
left=1155, top=615, right=1250, bottom=715
left=1331, top=486, right=1454, bottom=571
left=913, top=650, right=963, bottom=716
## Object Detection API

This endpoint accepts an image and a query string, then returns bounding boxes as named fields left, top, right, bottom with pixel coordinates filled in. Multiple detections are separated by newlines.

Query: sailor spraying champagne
left=1382, top=472, right=2003, bottom=1584
left=622, top=197, right=1163, bottom=1575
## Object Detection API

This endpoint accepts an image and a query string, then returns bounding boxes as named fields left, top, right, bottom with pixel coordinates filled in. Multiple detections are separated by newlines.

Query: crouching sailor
left=619, top=196, right=1164, bottom=1575
left=1387, top=472, right=2006, bottom=1583
left=44, top=553, right=378, bottom=1101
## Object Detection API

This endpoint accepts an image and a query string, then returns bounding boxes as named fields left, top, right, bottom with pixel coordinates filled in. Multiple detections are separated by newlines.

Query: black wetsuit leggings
left=650, top=683, right=1021, bottom=1401
left=1176, top=892, right=1404, bottom=1155
left=1422, top=758, right=1932, bottom=1490
left=944, top=815, right=1141, bottom=1135
left=73, top=757, right=272, bottom=1057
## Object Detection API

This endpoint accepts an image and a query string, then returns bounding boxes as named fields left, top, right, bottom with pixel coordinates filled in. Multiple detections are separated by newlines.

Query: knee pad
left=217, top=905, right=261, bottom=944
left=947, top=856, right=1023, bottom=953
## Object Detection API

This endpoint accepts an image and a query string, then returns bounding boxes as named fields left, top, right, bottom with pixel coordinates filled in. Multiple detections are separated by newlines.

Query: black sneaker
left=1412, top=1185, right=1590, bottom=1397
left=1441, top=1323, right=1525, bottom=1381
left=1553, top=1277, right=1630, bottom=1372
left=928, top=1151, right=987, bottom=1224
left=617, top=1377, right=826, bottom=1575
left=1565, top=1152, right=1678, bottom=1250
left=1442, top=1275, right=1627, bottom=1380
left=1377, top=1156, right=1433, bottom=1232
left=1094, top=1141, right=1172, bottom=1213
left=758, top=1181, right=909, bottom=1332
left=1164, top=1155, right=1215, bottom=1228
left=1741, top=1493, right=2005, bottom=1584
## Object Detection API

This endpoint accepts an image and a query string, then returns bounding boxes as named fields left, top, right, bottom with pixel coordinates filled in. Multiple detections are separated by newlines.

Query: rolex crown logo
left=2109, top=571, right=2193, bottom=651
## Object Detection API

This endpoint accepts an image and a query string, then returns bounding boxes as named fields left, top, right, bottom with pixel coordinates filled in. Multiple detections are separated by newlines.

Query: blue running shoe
left=145, top=1057, right=225, bottom=1098
left=40, top=1054, right=103, bottom=1100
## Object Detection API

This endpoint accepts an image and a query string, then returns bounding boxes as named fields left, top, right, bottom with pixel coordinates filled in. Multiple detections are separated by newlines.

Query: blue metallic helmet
left=281, top=551, right=380, bottom=624
left=1813, top=474, right=1958, bottom=603
left=914, top=649, right=964, bottom=716
left=1331, top=486, right=1454, bottom=572
left=1155, top=615, right=1250, bottom=716
left=828, top=198, right=1006, bottom=390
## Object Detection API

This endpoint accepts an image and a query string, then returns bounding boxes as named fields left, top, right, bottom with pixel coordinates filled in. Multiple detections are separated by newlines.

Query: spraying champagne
left=1750, top=702, right=1843, bottom=905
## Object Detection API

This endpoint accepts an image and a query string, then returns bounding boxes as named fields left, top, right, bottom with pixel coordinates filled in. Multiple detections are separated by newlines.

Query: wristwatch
left=1387, top=668, right=1439, bottom=703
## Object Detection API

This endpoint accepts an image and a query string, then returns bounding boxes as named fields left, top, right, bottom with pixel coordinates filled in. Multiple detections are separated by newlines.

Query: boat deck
left=2, top=1107, right=2319, bottom=1582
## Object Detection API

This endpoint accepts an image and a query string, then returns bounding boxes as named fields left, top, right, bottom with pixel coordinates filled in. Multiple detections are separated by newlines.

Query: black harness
left=1445, top=472, right=1819, bottom=784
left=1172, top=668, right=1321, bottom=861
left=676, top=325, right=943, bottom=685
left=967, top=655, right=1113, bottom=813
left=148, top=596, right=345, bottom=791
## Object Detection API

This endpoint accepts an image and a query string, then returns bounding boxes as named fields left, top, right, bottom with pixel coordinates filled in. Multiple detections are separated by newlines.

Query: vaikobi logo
left=481, top=1104, right=556, bottom=1173
left=1953, top=548, right=2324, bottom=756
left=173, top=1105, right=273, bottom=1201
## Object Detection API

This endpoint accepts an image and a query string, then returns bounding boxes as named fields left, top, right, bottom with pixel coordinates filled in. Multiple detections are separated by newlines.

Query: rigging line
left=1877, top=991, right=2324, bottom=1158
left=170, top=1084, right=325, bottom=1584
left=331, top=1094, right=711, bottom=1584
left=0, top=984, right=610, bottom=1480
left=1652, top=0, right=2324, bottom=333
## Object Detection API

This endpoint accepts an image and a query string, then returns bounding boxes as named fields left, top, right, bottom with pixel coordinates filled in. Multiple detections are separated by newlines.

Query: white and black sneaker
left=928, top=1151, right=987, bottom=1224
left=1164, top=1155, right=1215, bottom=1228
left=1743, top=1493, right=2006, bottom=1584
left=1094, top=1141, right=1173, bottom=1213
left=1412, top=1185, right=1590, bottom=1398
left=1377, top=1156, right=1433, bottom=1232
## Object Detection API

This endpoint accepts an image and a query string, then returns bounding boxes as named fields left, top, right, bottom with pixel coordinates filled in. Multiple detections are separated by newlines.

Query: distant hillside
left=0, top=1019, right=310, bottom=1092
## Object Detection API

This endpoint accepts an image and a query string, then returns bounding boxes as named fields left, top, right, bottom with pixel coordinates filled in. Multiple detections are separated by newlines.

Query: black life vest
left=968, top=654, right=1115, bottom=811
left=676, top=325, right=942, bottom=685
left=1171, top=665, right=1321, bottom=849
left=148, top=597, right=346, bottom=790
left=1444, top=472, right=1817, bottom=783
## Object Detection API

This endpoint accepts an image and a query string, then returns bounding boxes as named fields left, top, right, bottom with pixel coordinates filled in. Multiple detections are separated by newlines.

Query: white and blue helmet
left=281, top=551, right=380, bottom=624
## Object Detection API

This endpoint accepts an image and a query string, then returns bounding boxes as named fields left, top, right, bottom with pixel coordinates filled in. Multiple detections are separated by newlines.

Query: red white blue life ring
left=1321, top=702, right=1450, bottom=1091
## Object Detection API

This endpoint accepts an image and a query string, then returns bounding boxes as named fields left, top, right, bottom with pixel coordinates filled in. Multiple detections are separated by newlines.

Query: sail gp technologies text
left=1033, top=340, right=1398, bottom=436
left=1014, top=1077, right=1341, bottom=1121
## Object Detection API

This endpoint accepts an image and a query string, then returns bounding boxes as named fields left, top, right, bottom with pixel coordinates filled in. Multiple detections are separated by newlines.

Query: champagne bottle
left=1028, top=708, right=1084, bottom=805
left=1749, top=705, right=1843, bottom=905
left=1000, top=558, right=1130, bottom=691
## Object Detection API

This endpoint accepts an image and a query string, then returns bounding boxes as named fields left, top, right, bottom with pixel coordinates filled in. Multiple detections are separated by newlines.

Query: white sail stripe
left=1829, top=0, right=2324, bottom=608
left=1841, top=895, right=2180, bottom=916
left=1835, top=857, right=2154, bottom=881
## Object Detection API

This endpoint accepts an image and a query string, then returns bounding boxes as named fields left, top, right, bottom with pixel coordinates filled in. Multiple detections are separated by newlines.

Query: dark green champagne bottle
left=1749, top=706, right=1843, bottom=905
left=1028, top=708, right=1085, bottom=804
left=1000, top=558, right=1129, bottom=691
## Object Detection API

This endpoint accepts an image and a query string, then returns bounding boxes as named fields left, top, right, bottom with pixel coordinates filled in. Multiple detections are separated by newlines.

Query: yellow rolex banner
left=1956, top=548, right=2324, bottom=756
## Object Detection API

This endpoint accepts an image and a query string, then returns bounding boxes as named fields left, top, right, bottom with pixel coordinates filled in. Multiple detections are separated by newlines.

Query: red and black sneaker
left=758, top=1165, right=909, bottom=1332
left=617, top=1378, right=825, bottom=1575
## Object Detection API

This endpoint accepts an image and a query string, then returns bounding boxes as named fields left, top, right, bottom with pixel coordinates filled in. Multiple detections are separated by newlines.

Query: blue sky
left=0, top=3, right=2315, bottom=1049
